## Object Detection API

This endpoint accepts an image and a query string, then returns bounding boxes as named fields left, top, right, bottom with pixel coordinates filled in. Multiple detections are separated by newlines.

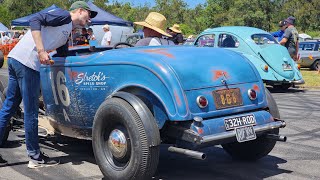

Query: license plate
left=235, top=126, right=257, bottom=143
left=213, top=88, right=243, bottom=110
left=224, top=114, right=256, bottom=130
left=282, top=63, right=292, bottom=71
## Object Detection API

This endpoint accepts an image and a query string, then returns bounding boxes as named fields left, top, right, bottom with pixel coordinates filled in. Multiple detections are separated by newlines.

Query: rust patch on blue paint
left=212, top=70, right=229, bottom=80
left=142, top=49, right=175, bottom=59
left=174, top=90, right=182, bottom=106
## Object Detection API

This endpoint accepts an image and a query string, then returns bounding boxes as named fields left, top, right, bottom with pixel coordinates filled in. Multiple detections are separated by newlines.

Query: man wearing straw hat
left=134, top=12, right=174, bottom=46
left=169, top=24, right=184, bottom=45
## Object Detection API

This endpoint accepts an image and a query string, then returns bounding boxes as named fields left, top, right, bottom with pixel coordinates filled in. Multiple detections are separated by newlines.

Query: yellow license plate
left=213, top=88, right=243, bottom=109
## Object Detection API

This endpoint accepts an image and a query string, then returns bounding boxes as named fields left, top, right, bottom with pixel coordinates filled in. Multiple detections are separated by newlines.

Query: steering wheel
left=113, top=42, right=134, bottom=49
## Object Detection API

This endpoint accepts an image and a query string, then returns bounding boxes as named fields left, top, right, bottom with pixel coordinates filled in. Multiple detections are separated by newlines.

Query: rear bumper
left=289, top=79, right=305, bottom=85
left=201, top=120, right=285, bottom=144
left=164, top=110, right=286, bottom=148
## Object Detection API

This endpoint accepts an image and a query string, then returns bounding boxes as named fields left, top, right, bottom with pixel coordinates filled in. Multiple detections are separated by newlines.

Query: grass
left=299, top=68, right=320, bottom=88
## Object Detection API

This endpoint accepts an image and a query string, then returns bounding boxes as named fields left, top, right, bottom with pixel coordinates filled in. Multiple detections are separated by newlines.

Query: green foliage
left=0, top=0, right=319, bottom=37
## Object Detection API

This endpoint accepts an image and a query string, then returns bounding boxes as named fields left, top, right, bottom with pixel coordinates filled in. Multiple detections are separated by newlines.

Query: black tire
left=311, top=60, right=319, bottom=71
left=0, top=91, right=10, bottom=147
left=92, top=97, right=160, bottom=180
left=221, top=88, right=280, bottom=161
left=0, top=50, right=4, bottom=68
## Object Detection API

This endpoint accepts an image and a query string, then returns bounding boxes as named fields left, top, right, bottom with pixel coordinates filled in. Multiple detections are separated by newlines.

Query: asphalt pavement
left=0, top=68, right=320, bottom=180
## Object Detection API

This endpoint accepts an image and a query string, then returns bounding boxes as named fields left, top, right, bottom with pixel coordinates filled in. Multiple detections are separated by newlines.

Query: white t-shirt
left=101, top=31, right=112, bottom=46
left=8, top=8, right=72, bottom=72
left=1, top=35, right=10, bottom=45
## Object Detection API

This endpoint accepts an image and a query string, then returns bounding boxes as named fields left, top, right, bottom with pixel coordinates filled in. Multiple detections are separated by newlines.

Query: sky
left=110, top=0, right=207, bottom=8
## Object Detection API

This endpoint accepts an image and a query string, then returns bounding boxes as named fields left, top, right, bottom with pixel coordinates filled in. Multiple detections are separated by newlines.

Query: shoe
left=0, top=154, right=8, bottom=166
left=28, top=152, right=59, bottom=169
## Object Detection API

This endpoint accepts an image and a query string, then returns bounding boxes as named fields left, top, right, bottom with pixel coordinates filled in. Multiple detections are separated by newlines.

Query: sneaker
left=0, top=154, right=8, bottom=166
left=28, top=152, right=59, bottom=169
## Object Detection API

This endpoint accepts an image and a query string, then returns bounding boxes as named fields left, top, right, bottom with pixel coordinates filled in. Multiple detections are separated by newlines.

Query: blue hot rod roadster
left=0, top=44, right=286, bottom=180
left=194, top=26, right=304, bottom=90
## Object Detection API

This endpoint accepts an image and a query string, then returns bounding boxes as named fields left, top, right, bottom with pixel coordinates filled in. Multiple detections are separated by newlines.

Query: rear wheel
left=222, top=88, right=280, bottom=161
left=92, top=97, right=160, bottom=180
left=311, top=60, right=319, bottom=71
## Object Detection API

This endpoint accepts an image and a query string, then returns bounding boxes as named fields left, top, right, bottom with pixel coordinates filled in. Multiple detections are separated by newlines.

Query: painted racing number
left=50, top=71, right=71, bottom=122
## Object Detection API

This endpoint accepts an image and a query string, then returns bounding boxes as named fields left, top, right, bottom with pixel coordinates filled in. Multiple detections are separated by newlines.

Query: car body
left=297, top=40, right=320, bottom=70
left=0, top=45, right=286, bottom=179
left=194, top=26, right=304, bottom=89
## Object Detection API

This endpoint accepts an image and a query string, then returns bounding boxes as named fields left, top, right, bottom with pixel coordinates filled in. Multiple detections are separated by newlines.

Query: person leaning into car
left=279, top=16, right=299, bottom=61
left=271, top=20, right=287, bottom=42
left=0, top=1, right=97, bottom=168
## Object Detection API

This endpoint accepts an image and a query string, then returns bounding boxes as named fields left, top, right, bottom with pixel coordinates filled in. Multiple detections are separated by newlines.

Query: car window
left=304, top=44, right=314, bottom=51
left=251, top=34, right=277, bottom=46
left=218, top=34, right=239, bottom=48
left=195, top=34, right=215, bottom=47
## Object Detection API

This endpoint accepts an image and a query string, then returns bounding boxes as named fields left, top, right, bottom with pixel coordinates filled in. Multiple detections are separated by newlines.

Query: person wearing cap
left=0, top=1, right=97, bottom=169
left=279, top=16, right=299, bottom=60
left=169, top=24, right=184, bottom=45
left=101, top=24, right=112, bottom=46
left=134, top=12, right=174, bottom=46
left=271, top=20, right=287, bottom=42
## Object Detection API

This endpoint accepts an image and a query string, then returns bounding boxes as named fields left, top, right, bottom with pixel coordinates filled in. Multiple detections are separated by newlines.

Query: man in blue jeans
left=0, top=1, right=97, bottom=168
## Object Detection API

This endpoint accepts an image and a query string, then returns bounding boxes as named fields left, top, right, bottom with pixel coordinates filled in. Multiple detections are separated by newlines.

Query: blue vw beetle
left=1, top=44, right=286, bottom=179
left=194, top=26, right=304, bottom=90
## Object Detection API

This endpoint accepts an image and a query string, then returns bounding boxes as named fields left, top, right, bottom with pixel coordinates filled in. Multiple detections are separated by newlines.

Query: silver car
left=298, top=40, right=320, bottom=70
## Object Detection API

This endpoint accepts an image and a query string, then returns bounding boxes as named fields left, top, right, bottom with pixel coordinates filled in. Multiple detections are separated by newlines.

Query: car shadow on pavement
left=267, top=87, right=306, bottom=94
left=155, top=145, right=292, bottom=180
left=39, top=135, right=97, bottom=166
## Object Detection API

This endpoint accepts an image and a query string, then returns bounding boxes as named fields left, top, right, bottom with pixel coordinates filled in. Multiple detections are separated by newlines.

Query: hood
left=136, top=47, right=260, bottom=90
left=258, top=45, right=295, bottom=79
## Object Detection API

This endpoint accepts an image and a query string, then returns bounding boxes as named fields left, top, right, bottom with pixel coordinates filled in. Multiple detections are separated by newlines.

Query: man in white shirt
left=0, top=1, right=97, bottom=169
left=1, top=32, right=10, bottom=45
left=101, top=24, right=112, bottom=46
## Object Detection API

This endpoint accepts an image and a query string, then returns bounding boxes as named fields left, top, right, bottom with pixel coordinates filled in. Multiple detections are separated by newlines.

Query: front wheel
left=92, top=97, right=160, bottom=180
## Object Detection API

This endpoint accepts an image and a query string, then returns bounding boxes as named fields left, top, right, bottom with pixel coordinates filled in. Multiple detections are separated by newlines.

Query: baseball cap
left=69, top=1, right=97, bottom=18
left=285, top=16, right=295, bottom=25
left=278, top=20, right=287, bottom=27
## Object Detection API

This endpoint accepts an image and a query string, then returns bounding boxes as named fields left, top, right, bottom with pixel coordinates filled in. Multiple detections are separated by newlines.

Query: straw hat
left=134, top=12, right=172, bottom=37
left=169, top=24, right=182, bottom=33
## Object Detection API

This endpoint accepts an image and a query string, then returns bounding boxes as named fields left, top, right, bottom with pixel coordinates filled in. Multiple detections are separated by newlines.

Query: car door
left=40, top=56, right=85, bottom=127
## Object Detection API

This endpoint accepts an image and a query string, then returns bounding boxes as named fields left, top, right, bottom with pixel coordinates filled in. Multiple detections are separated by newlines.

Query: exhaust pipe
left=168, top=146, right=206, bottom=160
left=266, top=134, right=287, bottom=142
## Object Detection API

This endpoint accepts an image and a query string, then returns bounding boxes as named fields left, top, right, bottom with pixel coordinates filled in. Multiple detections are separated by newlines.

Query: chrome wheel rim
left=107, top=129, right=128, bottom=159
